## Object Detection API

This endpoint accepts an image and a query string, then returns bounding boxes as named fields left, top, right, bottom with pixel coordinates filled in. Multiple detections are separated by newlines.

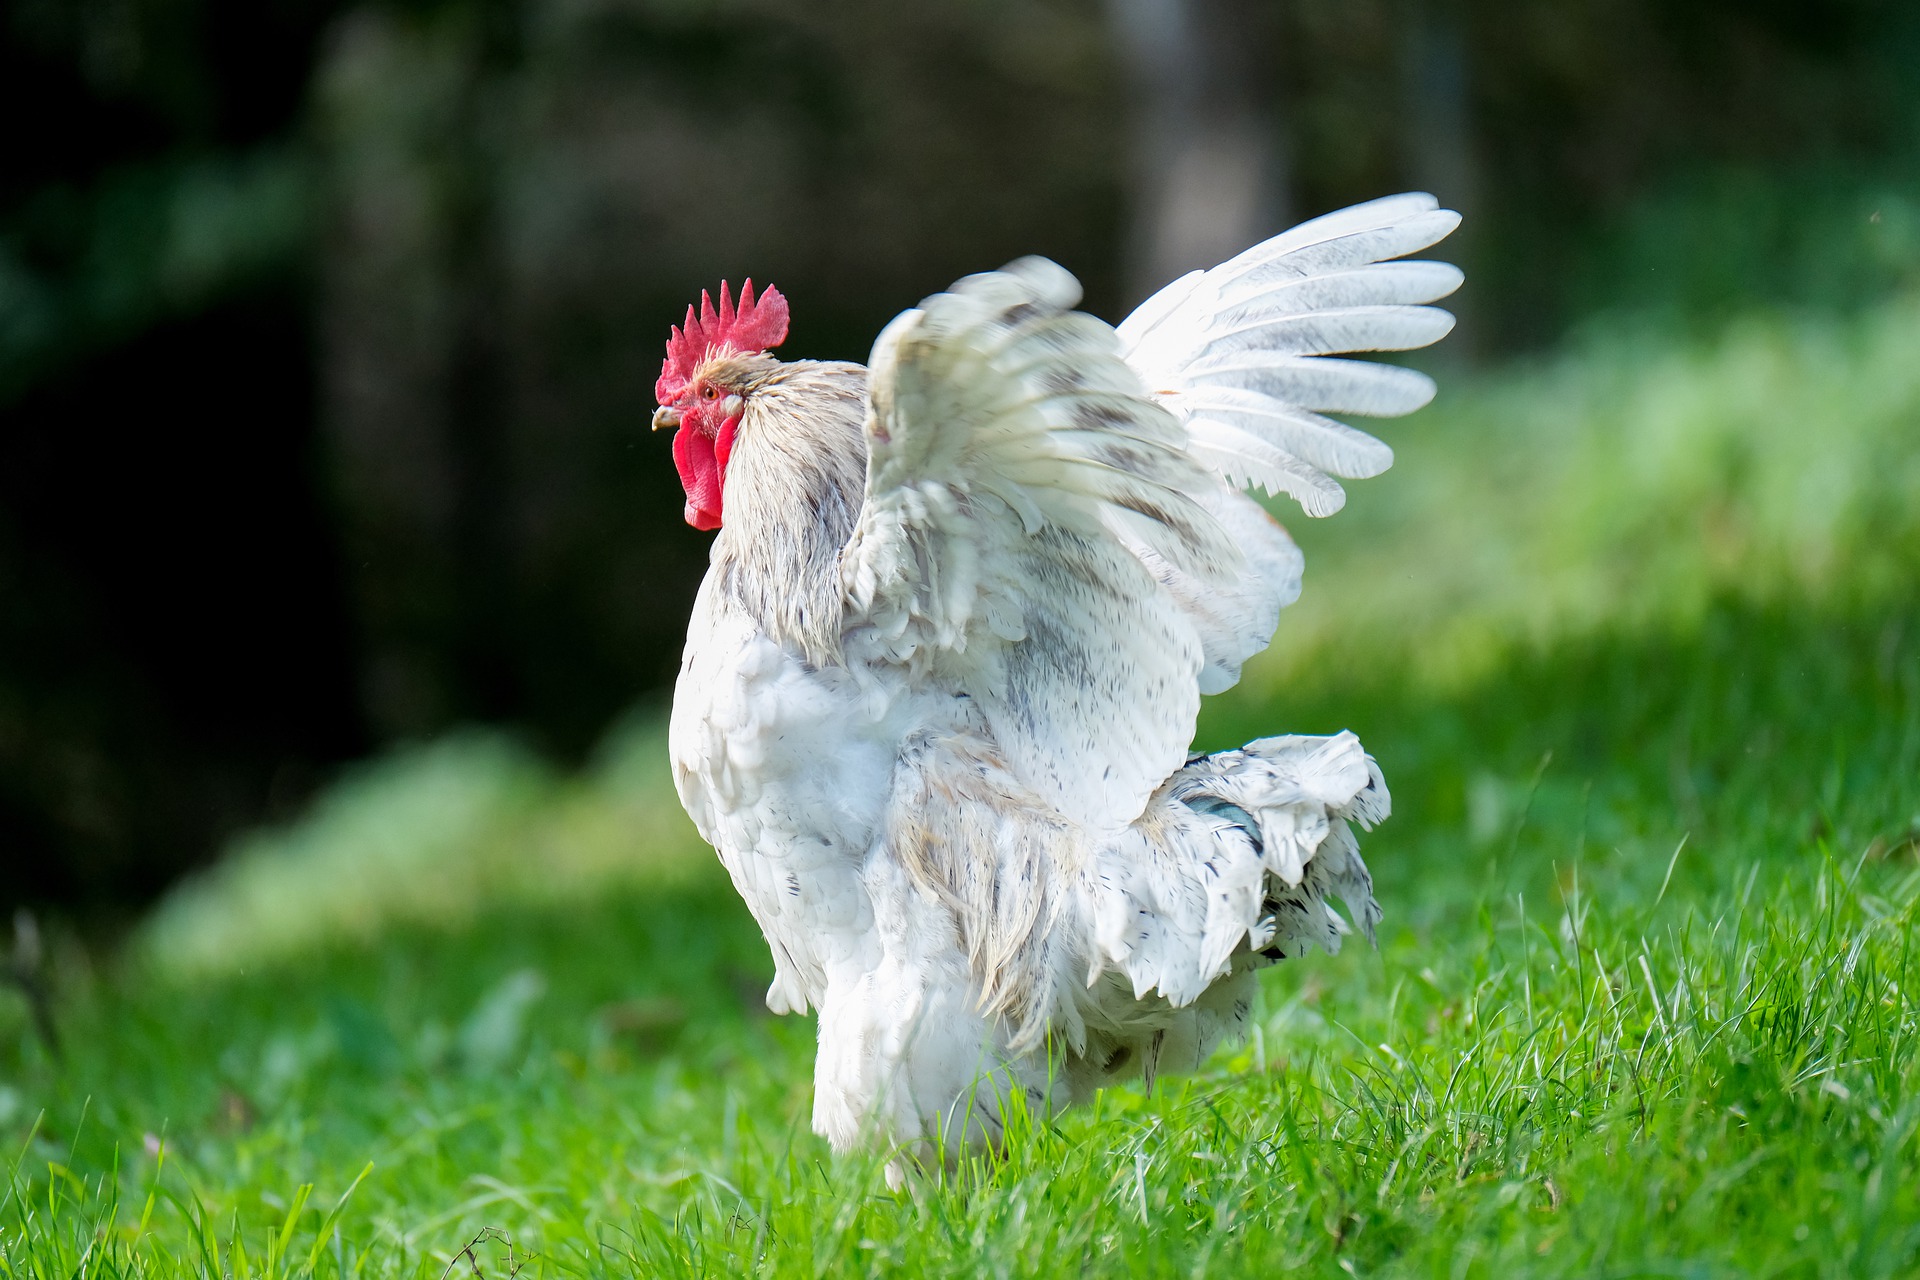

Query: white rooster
left=655, top=194, right=1461, bottom=1179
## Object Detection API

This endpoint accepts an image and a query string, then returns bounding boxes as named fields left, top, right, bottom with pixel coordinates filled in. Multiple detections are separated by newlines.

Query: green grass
left=4, top=296, right=1920, bottom=1277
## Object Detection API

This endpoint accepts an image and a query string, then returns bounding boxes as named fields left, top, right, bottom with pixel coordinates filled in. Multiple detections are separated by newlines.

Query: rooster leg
left=810, top=857, right=1054, bottom=1187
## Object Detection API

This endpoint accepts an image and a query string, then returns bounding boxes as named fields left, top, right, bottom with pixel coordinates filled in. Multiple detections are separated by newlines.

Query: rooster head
left=652, top=279, right=790, bottom=530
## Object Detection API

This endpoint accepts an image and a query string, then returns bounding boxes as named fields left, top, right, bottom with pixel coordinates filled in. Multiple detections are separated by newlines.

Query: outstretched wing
left=839, top=199, right=1461, bottom=832
left=1120, top=192, right=1463, bottom=518
left=841, top=258, right=1235, bottom=834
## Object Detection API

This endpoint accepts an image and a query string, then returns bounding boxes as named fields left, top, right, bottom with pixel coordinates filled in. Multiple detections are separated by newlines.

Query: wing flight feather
left=842, top=258, right=1239, bottom=832
left=841, top=196, right=1460, bottom=826
left=1121, top=192, right=1463, bottom=518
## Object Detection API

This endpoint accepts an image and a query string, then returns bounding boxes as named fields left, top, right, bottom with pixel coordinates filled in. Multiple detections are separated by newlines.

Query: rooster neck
left=709, top=360, right=870, bottom=667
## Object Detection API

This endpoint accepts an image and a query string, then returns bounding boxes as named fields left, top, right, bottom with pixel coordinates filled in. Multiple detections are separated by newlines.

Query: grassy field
left=3, top=296, right=1919, bottom=1277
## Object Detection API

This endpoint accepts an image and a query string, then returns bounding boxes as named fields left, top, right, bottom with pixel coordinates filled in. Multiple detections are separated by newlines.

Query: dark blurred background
left=3, top=0, right=1917, bottom=913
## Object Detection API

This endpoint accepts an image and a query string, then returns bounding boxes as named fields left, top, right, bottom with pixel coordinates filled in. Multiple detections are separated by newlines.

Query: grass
left=3, top=294, right=1919, bottom=1276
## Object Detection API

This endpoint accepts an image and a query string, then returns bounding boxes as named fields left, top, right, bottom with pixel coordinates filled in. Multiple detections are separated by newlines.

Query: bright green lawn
left=4, top=298, right=1919, bottom=1277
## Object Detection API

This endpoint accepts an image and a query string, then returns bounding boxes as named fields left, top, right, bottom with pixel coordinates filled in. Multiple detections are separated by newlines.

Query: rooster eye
left=701, top=385, right=720, bottom=401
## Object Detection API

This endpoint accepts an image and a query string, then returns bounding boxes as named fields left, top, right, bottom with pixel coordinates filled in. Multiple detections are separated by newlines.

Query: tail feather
left=1178, top=731, right=1387, bottom=956
left=1081, top=730, right=1388, bottom=1014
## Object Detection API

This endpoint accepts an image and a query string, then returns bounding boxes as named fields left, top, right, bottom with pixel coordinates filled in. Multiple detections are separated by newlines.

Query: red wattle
left=672, top=423, right=724, bottom=530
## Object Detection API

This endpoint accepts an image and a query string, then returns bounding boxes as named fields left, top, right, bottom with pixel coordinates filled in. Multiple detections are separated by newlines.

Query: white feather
left=843, top=257, right=1237, bottom=833
left=1121, top=191, right=1462, bottom=519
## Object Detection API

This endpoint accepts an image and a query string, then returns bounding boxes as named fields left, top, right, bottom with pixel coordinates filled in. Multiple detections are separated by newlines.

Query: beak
left=651, top=405, right=682, bottom=432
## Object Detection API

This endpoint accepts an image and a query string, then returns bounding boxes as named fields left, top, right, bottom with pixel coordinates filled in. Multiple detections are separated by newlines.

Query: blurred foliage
left=1243, top=292, right=1920, bottom=707
left=1571, top=163, right=1920, bottom=330
left=139, top=714, right=706, bottom=978
left=1, top=0, right=356, bottom=909
left=1, top=0, right=336, bottom=392
left=0, top=149, right=314, bottom=401
left=2, top=0, right=1920, bottom=910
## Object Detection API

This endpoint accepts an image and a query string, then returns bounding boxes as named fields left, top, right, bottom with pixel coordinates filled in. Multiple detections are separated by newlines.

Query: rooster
left=656, top=194, right=1460, bottom=1180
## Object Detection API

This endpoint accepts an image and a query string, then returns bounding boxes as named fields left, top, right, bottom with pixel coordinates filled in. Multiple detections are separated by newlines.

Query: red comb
left=655, top=279, right=790, bottom=404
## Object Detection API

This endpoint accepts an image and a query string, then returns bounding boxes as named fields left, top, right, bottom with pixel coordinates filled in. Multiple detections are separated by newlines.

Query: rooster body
left=659, top=196, right=1460, bottom=1176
